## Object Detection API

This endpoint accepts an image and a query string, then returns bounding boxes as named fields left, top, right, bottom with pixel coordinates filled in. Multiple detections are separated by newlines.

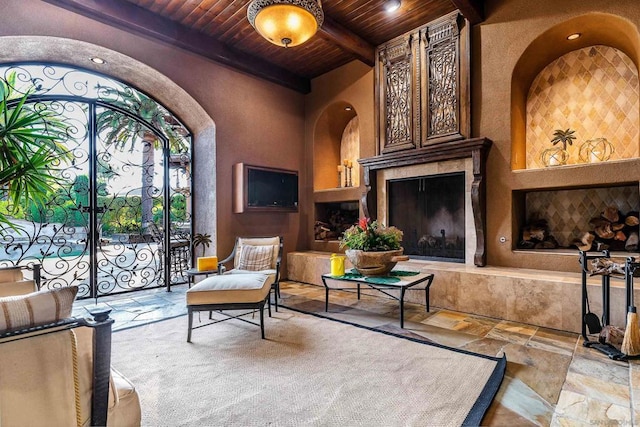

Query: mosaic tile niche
left=524, top=186, right=639, bottom=247
left=526, top=45, right=639, bottom=169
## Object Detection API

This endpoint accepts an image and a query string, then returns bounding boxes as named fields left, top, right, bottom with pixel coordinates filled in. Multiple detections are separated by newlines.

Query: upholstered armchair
left=0, top=286, right=141, bottom=426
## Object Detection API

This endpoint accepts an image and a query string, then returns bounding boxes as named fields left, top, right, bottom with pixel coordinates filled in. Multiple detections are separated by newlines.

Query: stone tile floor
left=74, top=280, right=639, bottom=426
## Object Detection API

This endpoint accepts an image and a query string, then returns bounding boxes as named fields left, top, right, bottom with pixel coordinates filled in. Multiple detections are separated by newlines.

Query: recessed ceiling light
left=90, top=57, right=106, bottom=64
left=345, top=106, right=352, bottom=111
left=385, top=0, right=401, bottom=12
left=566, top=33, right=581, bottom=40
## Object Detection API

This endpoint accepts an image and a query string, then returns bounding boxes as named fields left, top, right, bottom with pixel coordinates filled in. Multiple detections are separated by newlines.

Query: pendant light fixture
left=247, top=0, right=324, bottom=48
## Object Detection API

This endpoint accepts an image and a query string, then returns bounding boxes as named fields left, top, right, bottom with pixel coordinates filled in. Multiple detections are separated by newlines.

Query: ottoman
left=186, top=272, right=275, bottom=341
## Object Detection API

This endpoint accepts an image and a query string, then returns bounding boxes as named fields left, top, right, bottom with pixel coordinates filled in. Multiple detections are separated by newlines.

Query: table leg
left=325, top=287, right=329, bottom=312
left=425, top=287, right=430, bottom=312
left=400, top=287, right=406, bottom=328
left=357, top=283, right=361, bottom=300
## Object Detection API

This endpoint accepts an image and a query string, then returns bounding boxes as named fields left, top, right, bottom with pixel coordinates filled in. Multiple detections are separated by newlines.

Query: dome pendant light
left=247, top=0, right=324, bottom=48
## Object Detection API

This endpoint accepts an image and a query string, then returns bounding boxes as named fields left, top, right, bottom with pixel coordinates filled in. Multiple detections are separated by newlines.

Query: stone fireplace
left=359, top=137, right=491, bottom=266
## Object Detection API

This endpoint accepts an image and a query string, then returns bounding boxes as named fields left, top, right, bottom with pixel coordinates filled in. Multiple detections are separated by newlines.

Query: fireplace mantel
left=358, top=137, right=492, bottom=266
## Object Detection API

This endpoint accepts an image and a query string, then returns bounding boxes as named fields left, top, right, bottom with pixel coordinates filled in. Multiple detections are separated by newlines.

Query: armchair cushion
left=234, top=237, right=280, bottom=270
left=237, top=244, right=274, bottom=271
left=0, top=286, right=78, bottom=332
left=0, top=280, right=37, bottom=298
left=186, top=273, right=274, bottom=305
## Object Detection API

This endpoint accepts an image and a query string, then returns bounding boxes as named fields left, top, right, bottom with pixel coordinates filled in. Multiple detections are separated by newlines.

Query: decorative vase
left=344, top=249, right=409, bottom=276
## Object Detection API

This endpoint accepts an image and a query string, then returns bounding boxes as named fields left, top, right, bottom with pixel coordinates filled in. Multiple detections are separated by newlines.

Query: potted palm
left=340, top=218, right=408, bottom=276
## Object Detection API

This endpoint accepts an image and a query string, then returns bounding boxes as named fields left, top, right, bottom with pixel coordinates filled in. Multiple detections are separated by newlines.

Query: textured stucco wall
left=476, top=0, right=640, bottom=272
left=0, top=0, right=305, bottom=272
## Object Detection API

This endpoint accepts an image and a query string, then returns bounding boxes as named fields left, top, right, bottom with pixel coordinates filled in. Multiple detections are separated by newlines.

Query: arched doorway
left=0, top=63, right=192, bottom=298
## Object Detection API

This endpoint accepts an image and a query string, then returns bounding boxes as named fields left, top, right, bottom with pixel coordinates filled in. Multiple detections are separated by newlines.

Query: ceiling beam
left=319, top=17, right=376, bottom=67
left=451, top=0, right=484, bottom=24
left=41, top=0, right=311, bottom=93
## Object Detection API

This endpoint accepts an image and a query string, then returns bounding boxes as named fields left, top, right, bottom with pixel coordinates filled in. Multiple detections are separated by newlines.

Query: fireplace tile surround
left=359, top=137, right=491, bottom=266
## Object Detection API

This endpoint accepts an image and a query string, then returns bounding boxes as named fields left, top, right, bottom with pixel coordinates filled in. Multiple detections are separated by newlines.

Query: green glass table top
left=325, top=269, right=420, bottom=284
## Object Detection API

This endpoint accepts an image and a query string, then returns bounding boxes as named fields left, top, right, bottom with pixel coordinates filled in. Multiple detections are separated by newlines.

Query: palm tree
left=192, top=232, right=212, bottom=257
left=95, top=85, right=188, bottom=233
left=0, top=73, right=71, bottom=230
left=551, top=128, right=576, bottom=150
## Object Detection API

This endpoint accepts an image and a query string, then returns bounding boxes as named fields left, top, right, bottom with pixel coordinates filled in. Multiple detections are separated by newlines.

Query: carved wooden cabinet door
left=421, top=12, right=470, bottom=146
left=375, top=11, right=470, bottom=154
left=376, top=34, right=420, bottom=154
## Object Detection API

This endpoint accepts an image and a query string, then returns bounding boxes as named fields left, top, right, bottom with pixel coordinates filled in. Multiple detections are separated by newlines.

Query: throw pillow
left=0, top=286, right=78, bottom=333
left=237, top=245, right=274, bottom=271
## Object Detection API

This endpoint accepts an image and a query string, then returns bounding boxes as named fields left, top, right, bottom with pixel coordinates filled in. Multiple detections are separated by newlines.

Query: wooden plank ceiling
left=45, top=0, right=484, bottom=93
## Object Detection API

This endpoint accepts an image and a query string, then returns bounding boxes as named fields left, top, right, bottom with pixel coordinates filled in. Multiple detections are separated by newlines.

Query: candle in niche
left=337, top=165, right=343, bottom=172
left=343, top=159, right=349, bottom=167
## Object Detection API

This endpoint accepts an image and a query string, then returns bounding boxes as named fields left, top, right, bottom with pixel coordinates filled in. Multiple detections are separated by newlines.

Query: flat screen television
left=232, top=163, right=298, bottom=213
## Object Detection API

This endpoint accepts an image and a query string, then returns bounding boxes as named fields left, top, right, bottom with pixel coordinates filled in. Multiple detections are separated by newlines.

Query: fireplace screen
left=388, top=172, right=465, bottom=262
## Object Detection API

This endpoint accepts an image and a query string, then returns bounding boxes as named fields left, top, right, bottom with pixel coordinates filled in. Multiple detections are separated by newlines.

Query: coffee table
left=321, top=270, right=435, bottom=328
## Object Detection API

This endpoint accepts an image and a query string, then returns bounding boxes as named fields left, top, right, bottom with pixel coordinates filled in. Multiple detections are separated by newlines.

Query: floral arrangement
left=340, top=218, right=403, bottom=251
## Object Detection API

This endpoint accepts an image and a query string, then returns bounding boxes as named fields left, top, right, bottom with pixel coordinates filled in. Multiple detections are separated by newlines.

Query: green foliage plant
left=339, top=218, right=403, bottom=251
left=0, top=72, right=71, bottom=229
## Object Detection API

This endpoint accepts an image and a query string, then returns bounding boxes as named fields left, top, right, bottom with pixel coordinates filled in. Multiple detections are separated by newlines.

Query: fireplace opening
left=314, top=201, right=359, bottom=241
left=388, top=172, right=465, bottom=262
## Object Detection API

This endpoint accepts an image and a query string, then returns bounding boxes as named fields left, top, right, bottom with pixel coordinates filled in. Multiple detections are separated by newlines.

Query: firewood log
left=615, top=230, right=627, bottom=241
left=626, top=232, right=639, bottom=251
left=518, top=239, right=536, bottom=249
left=602, top=206, right=620, bottom=223
left=626, top=215, right=640, bottom=227
left=612, top=223, right=625, bottom=231
left=535, top=239, right=558, bottom=249
left=590, top=257, right=626, bottom=276
left=529, top=229, right=546, bottom=241
left=589, top=217, right=610, bottom=228
left=571, top=232, right=594, bottom=251
left=594, top=223, right=615, bottom=240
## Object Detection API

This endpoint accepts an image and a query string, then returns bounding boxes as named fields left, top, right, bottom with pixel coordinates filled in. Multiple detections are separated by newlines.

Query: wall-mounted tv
left=232, top=163, right=299, bottom=213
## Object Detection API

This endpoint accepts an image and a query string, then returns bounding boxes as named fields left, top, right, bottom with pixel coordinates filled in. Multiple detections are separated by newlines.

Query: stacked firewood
left=314, top=221, right=339, bottom=240
left=571, top=206, right=639, bottom=251
left=314, top=209, right=359, bottom=241
left=518, top=219, right=559, bottom=249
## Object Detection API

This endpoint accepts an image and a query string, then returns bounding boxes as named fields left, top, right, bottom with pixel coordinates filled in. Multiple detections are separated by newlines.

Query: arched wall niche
left=312, top=101, right=358, bottom=190
left=0, top=36, right=218, bottom=253
left=510, top=13, right=640, bottom=170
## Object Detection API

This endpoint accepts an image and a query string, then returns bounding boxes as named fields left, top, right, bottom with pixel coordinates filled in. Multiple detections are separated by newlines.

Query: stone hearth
left=286, top=251, right=633, bottom=334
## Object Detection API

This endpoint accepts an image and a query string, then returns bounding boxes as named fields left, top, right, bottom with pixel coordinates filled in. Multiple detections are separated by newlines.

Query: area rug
left=110, top=309, right=505, bottom=426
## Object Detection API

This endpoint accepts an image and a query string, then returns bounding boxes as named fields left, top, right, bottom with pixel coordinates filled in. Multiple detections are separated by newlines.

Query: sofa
left=0, top=285, right=141, bottom=426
